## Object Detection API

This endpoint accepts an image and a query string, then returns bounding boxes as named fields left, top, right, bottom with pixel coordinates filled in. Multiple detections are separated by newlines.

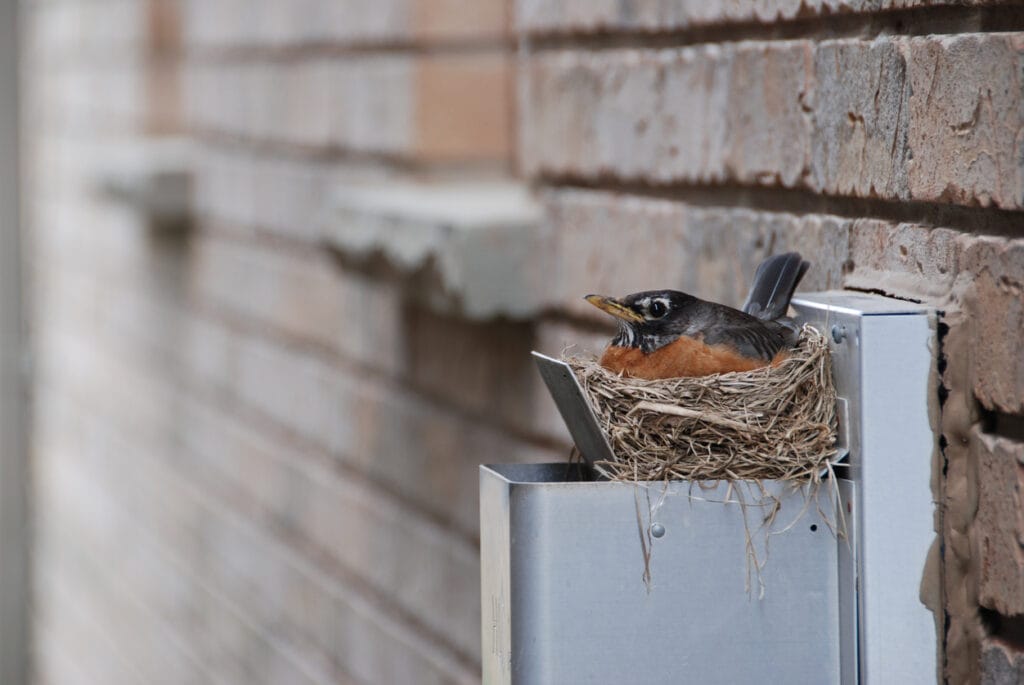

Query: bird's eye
left=648, top=300, right=667, bottom=318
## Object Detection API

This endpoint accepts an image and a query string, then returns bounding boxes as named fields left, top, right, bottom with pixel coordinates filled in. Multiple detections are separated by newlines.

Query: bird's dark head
left=584, top=290, right=696, bottom=351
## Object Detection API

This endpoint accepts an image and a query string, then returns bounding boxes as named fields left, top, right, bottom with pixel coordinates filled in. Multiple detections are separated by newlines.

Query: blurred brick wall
left=21, top=0, right=1024, bottom=684
left=23, top=1, right=550, bottom=683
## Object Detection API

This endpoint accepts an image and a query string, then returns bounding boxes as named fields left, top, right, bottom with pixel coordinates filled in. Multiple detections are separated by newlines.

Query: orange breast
left=600, top=335, right=788, bottom=380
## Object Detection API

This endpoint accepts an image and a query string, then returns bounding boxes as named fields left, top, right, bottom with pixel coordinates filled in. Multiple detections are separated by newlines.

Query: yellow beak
left=584, top=294, right=644, bottom=323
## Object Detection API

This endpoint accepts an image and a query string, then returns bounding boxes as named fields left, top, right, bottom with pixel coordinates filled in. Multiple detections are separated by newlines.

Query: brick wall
left=22, top=1, right=1024, bottom=684
left=517, top=5, right=1024, bottom=683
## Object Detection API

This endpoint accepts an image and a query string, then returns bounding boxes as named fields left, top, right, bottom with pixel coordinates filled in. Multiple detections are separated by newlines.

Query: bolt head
left=831, top=325, right=847, bottom=344
left=650, top=523, right=666, bottom=538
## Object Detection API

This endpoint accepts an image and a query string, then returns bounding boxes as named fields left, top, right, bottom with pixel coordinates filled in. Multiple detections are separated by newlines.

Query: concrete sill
left=323, top=180, right=547, bottom=320
left=95, top=137, right=194, bottom=229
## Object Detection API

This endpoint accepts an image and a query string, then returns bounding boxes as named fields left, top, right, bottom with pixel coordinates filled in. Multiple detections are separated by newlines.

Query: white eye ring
left=648, top=299, right=668, bottom=318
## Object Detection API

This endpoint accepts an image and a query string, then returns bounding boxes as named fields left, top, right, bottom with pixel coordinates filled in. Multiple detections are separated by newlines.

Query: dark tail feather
left=742, top=252, right=810, bottom=321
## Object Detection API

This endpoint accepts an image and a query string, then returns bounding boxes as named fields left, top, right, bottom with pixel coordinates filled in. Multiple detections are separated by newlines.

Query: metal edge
left=479, top=465, right=512, bottom=683
left=793, top=292, right=928, bottom=317
left=856, top=310, right=937, bottom=681
left=531, top=352, right=616, bottom=467
left=0, top=4, right=29, bottom=683
left=837, top=478, right=860, bottom=685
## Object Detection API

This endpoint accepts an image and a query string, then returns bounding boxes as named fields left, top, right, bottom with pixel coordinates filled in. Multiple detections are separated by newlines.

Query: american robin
left=585, top=253, right=810, bottom=380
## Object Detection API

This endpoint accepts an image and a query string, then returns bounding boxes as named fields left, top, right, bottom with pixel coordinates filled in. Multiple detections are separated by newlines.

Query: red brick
left=810, top=40, right=909, bottom=199
left=962, top=237, right=1024, bottom=414
left=521, top=43, right=812, bottom=186
left=184, top=0, right=507, bottom=49
left=538, top=188, right=852, bottom=318
left=522, top=35, right=1024, bottom=209
left=846, top=222, right=961, bottom=301
left=402, top=305, right=538, bottom=434
left=414, top=54, right=513, bottom=162
left=413, top=0, right=508, bottom=42
left=186, top=54, right=513, bottom=163
left=974, top=428, right=1024, bottom=616
left=190, top=233, right=348, bottom=351
left=905, top=34, right=1024, bottom=210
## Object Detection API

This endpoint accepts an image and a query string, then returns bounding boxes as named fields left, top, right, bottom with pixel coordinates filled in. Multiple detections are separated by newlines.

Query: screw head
left=831, top=325, right=847, bottom=344
left=650, top=523, right=666, bottom=538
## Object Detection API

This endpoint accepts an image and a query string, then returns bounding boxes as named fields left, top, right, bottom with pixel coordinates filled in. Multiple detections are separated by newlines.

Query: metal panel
left=795, top=293, right=937, bottom=683
left=531, top=352, right=615, bottom=467
left=481, top=464, right=841, bottom=685
left=0, top=1, right=29, bottom=683
left=857, top=312, right=936, bottom=681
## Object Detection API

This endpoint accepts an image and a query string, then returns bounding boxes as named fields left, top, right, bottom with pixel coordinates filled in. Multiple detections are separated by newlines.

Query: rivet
left=831, top=325, right=847, bottom=344
left=650, top=523, right=666, bottom=538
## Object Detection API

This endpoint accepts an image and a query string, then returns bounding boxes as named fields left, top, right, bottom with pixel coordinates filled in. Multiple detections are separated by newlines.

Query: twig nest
left=568, top=325, right=838, bottom=482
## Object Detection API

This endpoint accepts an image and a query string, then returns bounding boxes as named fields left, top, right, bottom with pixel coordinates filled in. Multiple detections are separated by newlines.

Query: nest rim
left=567, top=325, right=839, bottom=484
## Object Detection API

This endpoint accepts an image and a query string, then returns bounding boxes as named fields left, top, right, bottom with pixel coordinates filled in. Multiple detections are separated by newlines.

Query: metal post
left=0, top=0, right=30, bottom=682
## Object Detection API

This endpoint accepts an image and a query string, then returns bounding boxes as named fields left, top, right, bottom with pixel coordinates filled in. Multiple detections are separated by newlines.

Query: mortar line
left=524, top=4, right=1024, bottom=52
left=185, top=37, right=518, bottom=64
left=536, top=177, right=1024, bottom=237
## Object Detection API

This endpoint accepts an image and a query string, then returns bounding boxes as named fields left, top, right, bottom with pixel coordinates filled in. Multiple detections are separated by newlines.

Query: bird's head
left=584, top=290, right=695, bottom=350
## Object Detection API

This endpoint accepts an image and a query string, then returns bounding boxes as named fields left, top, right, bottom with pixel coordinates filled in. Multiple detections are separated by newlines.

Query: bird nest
left=567, top=325, right=839, bottom=484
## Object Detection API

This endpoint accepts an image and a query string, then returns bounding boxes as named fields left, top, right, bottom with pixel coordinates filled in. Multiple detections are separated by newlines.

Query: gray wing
left=686, top=302, right=793, bottom=361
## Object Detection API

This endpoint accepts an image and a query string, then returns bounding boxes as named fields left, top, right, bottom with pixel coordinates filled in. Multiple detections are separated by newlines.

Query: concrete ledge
left=95, top=137, right=194, bottom=229
left=323, top=180, right=547, bottom=320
